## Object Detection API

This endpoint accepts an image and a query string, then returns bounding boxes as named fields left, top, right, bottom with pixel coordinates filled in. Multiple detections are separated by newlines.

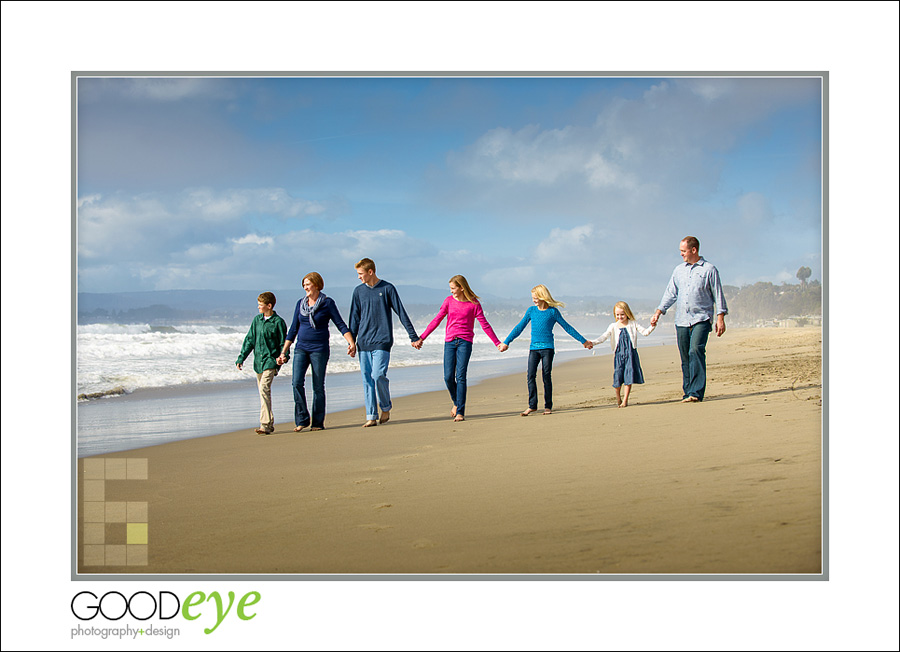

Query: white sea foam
left=75, top=318, right=634, bottom=399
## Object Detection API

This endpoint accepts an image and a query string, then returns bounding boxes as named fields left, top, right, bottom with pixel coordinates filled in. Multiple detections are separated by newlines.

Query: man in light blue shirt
left=651, top=236, right=727, bottom=402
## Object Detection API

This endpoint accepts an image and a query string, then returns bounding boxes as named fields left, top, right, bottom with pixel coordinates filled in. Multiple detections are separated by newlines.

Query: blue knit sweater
left=503, top=306, right=586, bottom=350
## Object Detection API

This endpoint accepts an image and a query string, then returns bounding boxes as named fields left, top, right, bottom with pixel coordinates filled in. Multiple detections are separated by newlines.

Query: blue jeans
left=292, top=348, right=330, bottom=428
left=526, top=348, right=554, bottom=410
left=676, top=320, right=712, bottom=401
left=358, top=349, right=391, bottom=420
left=443, top=338, right=473, bottom=416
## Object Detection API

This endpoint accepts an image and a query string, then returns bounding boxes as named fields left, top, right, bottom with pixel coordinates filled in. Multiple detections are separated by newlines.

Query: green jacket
left=236, top=312, right=287, bottom=374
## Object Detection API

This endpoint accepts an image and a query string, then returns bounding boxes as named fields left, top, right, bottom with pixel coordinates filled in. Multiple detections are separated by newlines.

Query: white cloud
left=534, top=224, right=603, bottom=264
left=443, top=77, right=820, bottom=219
left=77, top=187, right=330, bottom=262
left=231, top=234, right=274, bottom=246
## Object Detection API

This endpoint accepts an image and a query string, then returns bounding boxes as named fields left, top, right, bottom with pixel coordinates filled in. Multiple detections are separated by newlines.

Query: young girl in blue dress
left=500, top=284, right=593, bottom=416
left=592, top=301, right=655, bottom=408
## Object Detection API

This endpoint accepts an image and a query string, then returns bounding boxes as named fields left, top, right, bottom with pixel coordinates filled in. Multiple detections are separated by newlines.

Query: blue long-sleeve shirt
left=348, top=280, right=419, bottom=352
left=285, top=294, right=350, bottom=353
left=657, top=257, right=728, bottom=327
left=503, top=306, right=587, bottom=350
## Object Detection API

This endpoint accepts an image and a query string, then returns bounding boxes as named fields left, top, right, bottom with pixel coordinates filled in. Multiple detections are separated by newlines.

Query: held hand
left=412, top=339, right=424, bottom=350
left=650, top=310, right=662, bottom=327
left=236, top=363, right=242, bottom=371
left=583, top=341, right=593, bottom=349
left=348, top=343, right=357, bottom=357
left=276, top=355, right=286, bottom=365
left=498, top=343, right=508, bottom=352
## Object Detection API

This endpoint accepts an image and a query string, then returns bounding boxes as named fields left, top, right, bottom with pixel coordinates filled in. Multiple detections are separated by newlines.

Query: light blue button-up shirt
left=657, top=257, right=728, bottom=327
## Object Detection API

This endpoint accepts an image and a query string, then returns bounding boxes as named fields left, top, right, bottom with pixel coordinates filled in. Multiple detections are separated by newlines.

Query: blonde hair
left=302, top=271, right=324, bottom=290
left=449, top=275, right=480, bottom=302
left=355, top=258, right=376, bottom=272
left=531, top=284, right=565, bottom=308
left=614, top=301, right=636, bottom=321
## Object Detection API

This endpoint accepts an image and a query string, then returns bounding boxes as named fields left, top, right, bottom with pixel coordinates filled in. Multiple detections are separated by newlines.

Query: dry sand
left=77, top=327, right=822, bottom=575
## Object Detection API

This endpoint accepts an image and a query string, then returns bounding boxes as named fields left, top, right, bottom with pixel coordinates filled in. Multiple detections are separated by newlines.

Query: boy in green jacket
left=236, top=292, right=287, bottom=435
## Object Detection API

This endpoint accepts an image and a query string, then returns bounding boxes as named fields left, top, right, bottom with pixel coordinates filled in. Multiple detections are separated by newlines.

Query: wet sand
left=77, top=327, right=822, bottom=574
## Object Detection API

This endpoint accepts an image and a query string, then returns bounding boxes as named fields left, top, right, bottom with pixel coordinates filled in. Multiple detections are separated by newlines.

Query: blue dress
left=612, top=328, right=644, bottom=387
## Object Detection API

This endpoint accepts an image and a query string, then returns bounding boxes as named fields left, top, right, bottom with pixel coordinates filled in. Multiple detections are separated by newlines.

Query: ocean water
left=76, top=318, right=674, bottom=456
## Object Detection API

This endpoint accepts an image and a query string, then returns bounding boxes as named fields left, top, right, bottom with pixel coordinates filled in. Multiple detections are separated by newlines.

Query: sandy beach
left=77, top=327, right=822, bottom=575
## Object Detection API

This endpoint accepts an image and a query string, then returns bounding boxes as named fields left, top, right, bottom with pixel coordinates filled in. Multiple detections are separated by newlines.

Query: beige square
left=105, top=458, right=127, bottom=480
left=105, top=502, right=127, bottom=523
left=83, top=459, right=106, bottom=480
left=105, top=545, right=126, bottom=566
left=83, top=545, right=106, bottom=566
left=126, top=545, right=148, bottom=566
left=83, top=523, right=105, bottom=545
left=83, top=502, right=106, bottom=523
left=83, top=480, right=105, bottom=502
left=127, top=458, right=148, bottom=480
left=127, top=501, right=148, bottom=522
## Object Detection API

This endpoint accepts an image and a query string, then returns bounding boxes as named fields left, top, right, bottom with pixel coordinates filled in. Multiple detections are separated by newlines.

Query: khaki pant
left=256, top=368, right=277, bottom=430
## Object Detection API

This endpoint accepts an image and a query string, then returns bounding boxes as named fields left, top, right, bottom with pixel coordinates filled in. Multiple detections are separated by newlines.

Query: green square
left=127, top=523, right=148, bottom=545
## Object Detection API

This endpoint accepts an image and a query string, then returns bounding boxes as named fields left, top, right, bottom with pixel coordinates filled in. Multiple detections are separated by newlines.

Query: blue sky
left=77, top=75, right=822, bottom=299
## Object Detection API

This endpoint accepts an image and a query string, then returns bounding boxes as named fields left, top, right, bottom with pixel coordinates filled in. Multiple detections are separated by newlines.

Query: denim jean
left=443, top=338, right=473, bottom=416
left=526, top=348, right=555, bottom=410
left=292, top=348, right=330, bottom=428
left=676, top=320, right=712, bottom=401
left=358, top=349, right=392, bottom=420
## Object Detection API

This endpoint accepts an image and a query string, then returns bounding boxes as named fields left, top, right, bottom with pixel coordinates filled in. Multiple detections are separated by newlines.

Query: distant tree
left=796, top=266, right=812, bottom=286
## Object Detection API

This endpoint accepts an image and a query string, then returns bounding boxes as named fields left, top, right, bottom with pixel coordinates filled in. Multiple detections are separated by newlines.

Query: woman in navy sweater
left=277, top=272, right=356, bottom=431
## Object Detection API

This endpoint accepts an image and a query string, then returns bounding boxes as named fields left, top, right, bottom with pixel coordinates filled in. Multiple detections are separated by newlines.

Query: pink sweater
left=420, top=296, right=501, bottom=346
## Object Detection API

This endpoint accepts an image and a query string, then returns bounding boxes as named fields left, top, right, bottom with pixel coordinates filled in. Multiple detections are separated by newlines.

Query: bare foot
left=681, top=396, right=699, bottom=403
left=520, top=408, right=537, bottom=416
left=618, top=401, right=628, bottom=408
left=362, top=420, right=378, bottom=427
left=293, top=425, right=306, bottom=432
left=379, top=410, right=391, bottom=424
left=542, top=409, right=552, bottom=415
left=453, top=414, right=465, bottom=422
left=451, top=406, right=457, bottom=417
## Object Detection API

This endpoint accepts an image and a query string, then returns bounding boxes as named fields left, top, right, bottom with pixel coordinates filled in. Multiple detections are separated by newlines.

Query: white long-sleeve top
left=592, top=321, right=655, bottom=352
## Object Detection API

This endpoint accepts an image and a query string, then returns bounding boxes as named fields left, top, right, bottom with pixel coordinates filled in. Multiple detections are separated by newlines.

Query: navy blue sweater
left=348, top=280, right=419, bottom=352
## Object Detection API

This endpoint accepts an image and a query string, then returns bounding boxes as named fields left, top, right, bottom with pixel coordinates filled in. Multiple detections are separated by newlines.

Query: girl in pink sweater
left=415, top=275, right=504, bottom=422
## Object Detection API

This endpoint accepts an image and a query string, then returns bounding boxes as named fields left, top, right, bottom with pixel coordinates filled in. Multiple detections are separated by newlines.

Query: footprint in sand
left=373, top=503, right=392, bottom=510
left=411, top=538, right=436, bottom=549
left=357, top=523, right=392, bottom=532
left=355, top=478, right=373, bottom=484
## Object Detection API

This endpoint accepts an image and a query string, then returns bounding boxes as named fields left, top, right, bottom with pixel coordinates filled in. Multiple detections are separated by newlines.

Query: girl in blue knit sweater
left=500, top=284, right=593, bottom=416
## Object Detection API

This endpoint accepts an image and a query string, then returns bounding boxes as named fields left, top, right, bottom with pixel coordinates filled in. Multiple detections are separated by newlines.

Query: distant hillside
left=77, top=288, right=651, bottom=324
